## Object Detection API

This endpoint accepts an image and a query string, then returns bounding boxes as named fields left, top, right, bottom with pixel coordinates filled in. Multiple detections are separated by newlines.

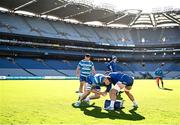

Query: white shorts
left=113, top=82, right=122, bottom=92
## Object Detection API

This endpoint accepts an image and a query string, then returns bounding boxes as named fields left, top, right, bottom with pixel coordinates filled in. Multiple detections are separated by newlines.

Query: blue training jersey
left=87, top=74, right=111, bottom=92
left=78, top=60, right=94, bottom=77
left=109, top=72, right=134, bottom=86
left=87, top=74, right=105, bottom=86
left=106, top=61, right=117, bottom=72
left=155, top=68, right=163, bottom=77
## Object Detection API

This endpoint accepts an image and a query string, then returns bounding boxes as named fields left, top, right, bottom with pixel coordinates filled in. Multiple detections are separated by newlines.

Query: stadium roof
left=0, top=0, right=180, bottom=28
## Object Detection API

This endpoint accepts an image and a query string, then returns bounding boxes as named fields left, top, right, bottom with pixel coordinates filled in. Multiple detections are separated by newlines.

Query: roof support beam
left=14, top=0, right=37, bottom=11
left=129, top=13, right=141, bottom=27
left=41, top=3, right=69, bottom=15
left=107, top=13, right=128, bottom=24
left=162, top=13, right=180, bottom=25
left=149, top=14, right=157, bottom=27
left=64, top=9, right=93, bottom=19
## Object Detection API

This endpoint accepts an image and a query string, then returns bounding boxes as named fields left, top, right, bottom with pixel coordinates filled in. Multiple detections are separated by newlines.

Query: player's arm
left=91, top=88, right=100, bottom=94
left=107, top=62, right=113, bottom=71
left=91, top=85, right=105, bottom=96
left=91, top=89, right=106, bottom=96
left=92, top=66, right=96, bottom=75
left=100, top=84, right=112, bottom=96
left=109, top=66, right=113, bottom=72
left=105, top=84, right=112, bottom=93
left=76, top=66, right=80, bottom=77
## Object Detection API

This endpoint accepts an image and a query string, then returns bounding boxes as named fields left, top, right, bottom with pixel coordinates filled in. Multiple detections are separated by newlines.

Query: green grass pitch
left=0, top=80, right=180, bottom=124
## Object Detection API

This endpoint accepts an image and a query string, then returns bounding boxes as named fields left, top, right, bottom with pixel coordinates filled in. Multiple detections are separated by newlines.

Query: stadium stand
left=0, top=57, right=33, bottom=76
left=0, top=7, right=179, bottom=79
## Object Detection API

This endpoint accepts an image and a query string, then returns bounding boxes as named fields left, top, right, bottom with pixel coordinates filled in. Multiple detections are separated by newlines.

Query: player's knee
left=86, top=90, right=91, bottom=94
left=114, top=84, right=121, bottom=91
left=80, top=83, right=84, bottom=87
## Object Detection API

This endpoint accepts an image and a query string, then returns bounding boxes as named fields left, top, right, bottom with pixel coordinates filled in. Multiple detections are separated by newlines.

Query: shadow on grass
left=161, top=87, right=173, bottom=91
left=72, top=103, right=145, bottom=121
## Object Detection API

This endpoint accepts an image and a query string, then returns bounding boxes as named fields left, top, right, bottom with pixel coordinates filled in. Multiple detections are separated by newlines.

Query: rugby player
left=105, top=72, right=138, bottom=110
left=76, top=53, right=96, bottom=94
left=74, top=73, right=111, bottom=107
left=106, top=55, right=118, bottom=72
left=155, top=67, right=164, bottom=88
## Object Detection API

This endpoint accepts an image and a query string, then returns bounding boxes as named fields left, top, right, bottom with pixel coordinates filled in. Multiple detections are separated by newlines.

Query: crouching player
left=105, top=72, right=138, bottom=110
left=74, top=73, right=111, bottom=107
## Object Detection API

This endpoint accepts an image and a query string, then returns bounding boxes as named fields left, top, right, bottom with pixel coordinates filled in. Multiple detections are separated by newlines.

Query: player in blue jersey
left=74, top=73, right=111, bottom=107
left=106, top=55, right=118, bottom=72
left=76, top=53, right=96, bottom=94
left=104, top=72, right=138, bottom=110
left=154, top=67, right=164, bottom=88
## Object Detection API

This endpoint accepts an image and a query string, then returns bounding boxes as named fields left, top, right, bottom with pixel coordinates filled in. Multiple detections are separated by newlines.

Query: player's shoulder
left=79, top=59, right=87, bottom=63
left=108, top=60, right=113, bottom=64
left=79, top=60, right=83, bottom=63
left=89, top=60, right=93, bottom=63
left=88, top=60, right=94, bottom=65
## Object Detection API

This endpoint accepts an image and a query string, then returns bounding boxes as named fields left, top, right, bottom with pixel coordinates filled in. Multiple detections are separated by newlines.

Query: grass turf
left=0, top=80, right=180, bottom=124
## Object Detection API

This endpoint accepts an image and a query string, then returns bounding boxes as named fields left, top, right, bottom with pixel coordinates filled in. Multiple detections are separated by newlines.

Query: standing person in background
left=76, top=53, right=96, bottom=95
left=154, top=67, right=164, bottom=88
left=106, top=55, right=118, bottom=72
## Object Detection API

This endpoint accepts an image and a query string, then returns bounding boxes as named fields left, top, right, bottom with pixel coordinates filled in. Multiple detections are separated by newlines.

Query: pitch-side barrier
left=0, top=76, right=79, bottom=80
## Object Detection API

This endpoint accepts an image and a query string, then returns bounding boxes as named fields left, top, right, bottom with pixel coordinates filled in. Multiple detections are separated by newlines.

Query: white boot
left=74, top=101, right=81, bottom=107
left=133, top=100, right=138, bottom=108
left=84, top=97, right=90, bottom=105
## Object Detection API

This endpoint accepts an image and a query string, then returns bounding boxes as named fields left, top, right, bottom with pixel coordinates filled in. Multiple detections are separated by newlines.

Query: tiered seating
left=0, top=57, right=179, bottom=78
left=1, top=12, right=180, bottom=45
left=24, top=16, right=57, bottom=38
left=72, top=25, right=99, bottom=42
left=8, top=45, right=39, bottom=53
left=15, top=58, right=62, bottom=76
left=49, top=21, right=86, bottom=41
left=0, top=12, right=179, bottom=78
left=0, top=13, right=37, bottom=36
left=0, top=58, right=32, bottom=76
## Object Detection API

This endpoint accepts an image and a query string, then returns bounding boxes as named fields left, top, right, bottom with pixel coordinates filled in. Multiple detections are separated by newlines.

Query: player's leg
left=83, top=81, right=87, bottom=93
left=160, top=77, right=164, bottom=88
left=84, top=93, right=100, bottom=104
left=74, top=90, right=91, bottom=107
left=89, top=93, right=100, bottom=99
left=80, top=82, right=92, bottom=101
left=156, top=77, right=160, bottom=88
left=79, top=90, right=91, bottom=101
left=78, top=76, right=86, bottom=93
left=105, top=82, right=125, bottom=110
left=79, top=81, right=84, bottom=93
left=76, top=81, right=85, bottom=99
left=84, top=86, right=101, bottom=103
left=124, top=86, right=138, bottom=108
left=74, top=83, right=91, bottom=107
